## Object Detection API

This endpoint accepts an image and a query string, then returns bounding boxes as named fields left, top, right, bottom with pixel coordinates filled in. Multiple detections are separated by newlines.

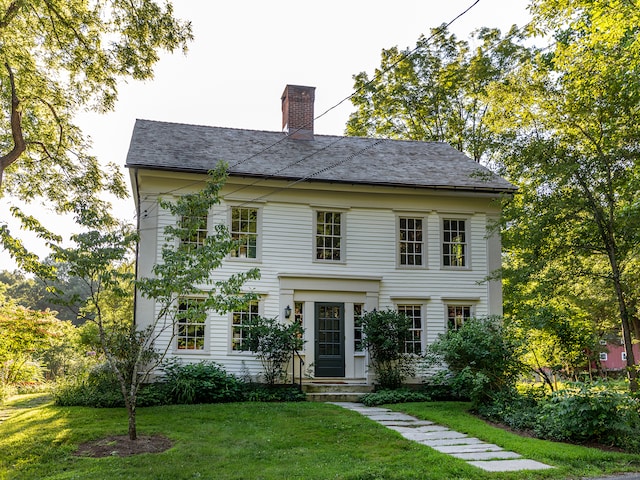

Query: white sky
left=0, top=0, right=531, bottom=271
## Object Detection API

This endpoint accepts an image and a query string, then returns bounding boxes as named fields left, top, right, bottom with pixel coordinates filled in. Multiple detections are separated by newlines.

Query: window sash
left=443, top=219, right=466, bottom=267
left=231, top=301, right=260, bottom=351
left=316, top=211, right=342, bottom=261
left=399, top=217, right=424, bottom=266
left=397, top=305, right=422, bottom=354
left=447, top=305, right=472, bottom=331
left=176, top=298, right=206, bottom=350
left=180, top=215, right=208, bottom=249
left=230, top=207, right=258, bottom=259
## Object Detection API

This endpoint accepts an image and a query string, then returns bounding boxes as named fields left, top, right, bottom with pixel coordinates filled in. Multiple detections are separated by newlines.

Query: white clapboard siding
left=135, top=176, right=505, bottom=379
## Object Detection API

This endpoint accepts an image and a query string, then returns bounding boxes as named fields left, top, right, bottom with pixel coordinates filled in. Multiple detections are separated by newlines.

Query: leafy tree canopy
left=347, top=24, right=531, bottom=162
left=0, top=0, right=193, bottom=273
left=494, top=0, right=640, bottom=390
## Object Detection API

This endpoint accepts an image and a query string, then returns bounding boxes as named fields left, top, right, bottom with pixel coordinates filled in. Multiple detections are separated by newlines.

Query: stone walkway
left=331, top=402, right=554, bottom=473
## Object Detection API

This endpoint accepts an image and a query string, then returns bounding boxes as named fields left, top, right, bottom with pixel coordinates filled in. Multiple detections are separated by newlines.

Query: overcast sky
left=1, top=0, right=531, bottom=271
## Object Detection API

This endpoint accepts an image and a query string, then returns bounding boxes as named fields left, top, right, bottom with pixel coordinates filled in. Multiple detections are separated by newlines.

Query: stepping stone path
left=331, top=402, right=554, bottom=473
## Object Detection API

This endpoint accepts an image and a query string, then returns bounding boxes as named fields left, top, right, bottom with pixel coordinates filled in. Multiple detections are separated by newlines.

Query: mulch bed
left=74, top=434, right=173, bottom=457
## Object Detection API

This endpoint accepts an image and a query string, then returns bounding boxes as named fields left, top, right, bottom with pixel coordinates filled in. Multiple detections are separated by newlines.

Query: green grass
left=1, top=395, right=639, bottom=480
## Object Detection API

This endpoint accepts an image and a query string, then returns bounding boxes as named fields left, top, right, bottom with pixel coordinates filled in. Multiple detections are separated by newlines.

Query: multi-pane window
left=176, top=298, right=206, bottom=350
left=397, top=305, right=422, bottom=354
left=447, top=305, right=472, bottom=331
left=316, top=211, right=342, bottom=261
left=399, top=217, right=423, bottom=266
left=443, top=219, right=466, bottom=267
left=231, top=301, right=259, bottom=351
left=354, top=303, right=364, bottom=352
left=230, top=207, right=258, bottom=259
left=180, top=215, right=208, bottom=250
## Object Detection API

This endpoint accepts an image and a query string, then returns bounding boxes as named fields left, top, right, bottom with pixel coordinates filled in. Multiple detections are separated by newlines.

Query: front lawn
left=1, top=394, right=639, bottom=480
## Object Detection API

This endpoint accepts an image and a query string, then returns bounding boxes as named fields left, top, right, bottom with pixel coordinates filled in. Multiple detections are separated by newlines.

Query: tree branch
left=0, top=62, right=26, bottom=189
left=0, top=1, right=23, bottom=29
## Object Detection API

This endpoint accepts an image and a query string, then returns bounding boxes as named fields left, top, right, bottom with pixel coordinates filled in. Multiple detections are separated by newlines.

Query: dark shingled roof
left=125, top=119, right=516, bottom=193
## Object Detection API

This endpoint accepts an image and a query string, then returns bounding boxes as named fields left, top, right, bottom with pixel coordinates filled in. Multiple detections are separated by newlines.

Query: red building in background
left=599, top=343, right=640, bottom=371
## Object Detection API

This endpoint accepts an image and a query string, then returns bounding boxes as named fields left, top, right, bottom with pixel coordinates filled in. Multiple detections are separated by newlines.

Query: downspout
left=132, top=167, right=141, bottom=328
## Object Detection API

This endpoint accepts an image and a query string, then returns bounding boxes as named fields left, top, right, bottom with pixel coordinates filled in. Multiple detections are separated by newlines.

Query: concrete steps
left=302, top=382, right=373, bottom=402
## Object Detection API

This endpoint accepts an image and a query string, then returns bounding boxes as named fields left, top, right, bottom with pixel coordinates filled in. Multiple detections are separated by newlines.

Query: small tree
left=362, top=309, right=415, bottom=389
left=0, top=295, right=72, bottom=393
left=54, top=163, right=259, bottom=440
left=242, top=316, right=304, bottom=384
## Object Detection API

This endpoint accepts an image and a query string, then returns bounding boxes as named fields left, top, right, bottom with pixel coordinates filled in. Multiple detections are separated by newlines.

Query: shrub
left=242, top=316, right=304, bottom=385
left=534, top=382, right=640, bottom=451
left=476, top=388, right=544, bottom=431
left=361, top=388, right=431, bottom=407
left=426, top=316, right=524, bottom=406
left=161, top=360, right=243, bottom=404
left=53, top=363, right=124, bottom=407
left=362, top=309, right=416, bottom=389
left=422, top=371, right=470, bottom=401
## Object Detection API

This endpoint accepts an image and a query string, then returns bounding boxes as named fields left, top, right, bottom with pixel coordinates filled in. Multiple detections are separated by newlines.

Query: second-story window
left=230, top=207, right=258, bottom=259
left=399, top=217, right=424, bottom=266
left=316, top=211, right=342, bottom=261
left=180, top=214, right=208, bottom=250
left=443, top=219, right=467, bottom=267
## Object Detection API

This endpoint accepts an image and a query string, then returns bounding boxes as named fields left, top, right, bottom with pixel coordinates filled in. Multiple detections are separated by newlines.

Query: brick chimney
left=281, top=85, right=315, bottom=140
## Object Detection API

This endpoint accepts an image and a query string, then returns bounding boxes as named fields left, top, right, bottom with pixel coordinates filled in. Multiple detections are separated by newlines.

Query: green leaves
left=347, top=24, right=530, bottom=162
left=495, top=0, right=640, bottom=389
left=139, top=164, right=260, bottom=315
left=361, top=309, right=415, bottom=389
left=241, top=316, right=304, bottom=384
left=0, top=0, right=192, bottom=272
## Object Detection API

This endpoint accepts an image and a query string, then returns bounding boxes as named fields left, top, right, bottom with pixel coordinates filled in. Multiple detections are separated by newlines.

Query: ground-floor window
left=447, top=305, right=472, bottom=331
left=397, top=304, right=422, bottom=354
left=231, top=300, right=259, bottom=351
left=176, top=298, right=206, bottom=350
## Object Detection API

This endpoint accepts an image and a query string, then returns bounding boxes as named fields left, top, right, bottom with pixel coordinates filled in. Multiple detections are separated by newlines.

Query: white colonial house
left=125, top=85, right=516, bottom=384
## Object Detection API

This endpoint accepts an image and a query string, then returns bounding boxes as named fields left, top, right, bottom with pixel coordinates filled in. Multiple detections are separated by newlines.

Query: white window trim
left=599, top=352, right=608, bottom=361
left=440, top=215, right=471, bottom=270
left=312, top=208, right=347, bottom=264
left=394, top=300, right=428, bottom=354
left=445, top=303, right=475, bottom=331
left=174, top=296, right=209, bottom=354
left=396, top=214, right=428, bottom=269
left=228, top=298, right=263, bottom=355
left=227, top=204, right=262, bottom=263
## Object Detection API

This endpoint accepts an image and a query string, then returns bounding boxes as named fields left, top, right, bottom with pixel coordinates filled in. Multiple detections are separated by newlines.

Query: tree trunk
left=0, top=62, right=26, bottom=190
left=127, top=397, right=137, bottom=441
left=610, top=260, right=638, bottom=392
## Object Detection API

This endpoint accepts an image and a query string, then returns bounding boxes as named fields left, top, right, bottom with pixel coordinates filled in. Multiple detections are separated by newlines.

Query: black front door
left=314, top=303, right=345, bottom=377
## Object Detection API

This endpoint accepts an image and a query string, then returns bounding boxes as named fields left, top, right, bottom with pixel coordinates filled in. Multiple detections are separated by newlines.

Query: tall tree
left=0, top=0, right=192, bottom=271
left=347, top=24, right=530, bottom=162
left=495, top=0, right=640, bottom=390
